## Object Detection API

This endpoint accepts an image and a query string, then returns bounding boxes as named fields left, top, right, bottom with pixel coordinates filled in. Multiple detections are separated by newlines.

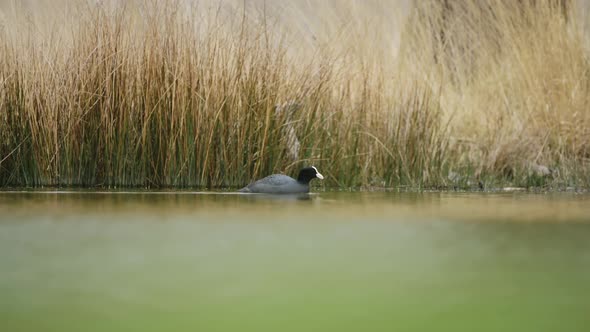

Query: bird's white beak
left=311, top=166, right=324, bottom=180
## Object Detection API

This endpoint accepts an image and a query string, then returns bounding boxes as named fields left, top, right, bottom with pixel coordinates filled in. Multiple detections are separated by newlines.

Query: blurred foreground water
left=1, top=191, right=589, bottom=332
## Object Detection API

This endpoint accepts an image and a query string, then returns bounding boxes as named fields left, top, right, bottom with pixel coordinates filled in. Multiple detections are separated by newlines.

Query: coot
left=238, top=166, right=324, bottom=194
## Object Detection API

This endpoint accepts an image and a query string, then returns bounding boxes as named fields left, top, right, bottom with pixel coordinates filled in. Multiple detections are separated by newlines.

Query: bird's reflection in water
left=239, top=193, right=315, bottom=202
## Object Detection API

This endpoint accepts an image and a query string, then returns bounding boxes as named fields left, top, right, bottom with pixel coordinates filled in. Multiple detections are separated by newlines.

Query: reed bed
left=1, top=0, right=589, bottom=189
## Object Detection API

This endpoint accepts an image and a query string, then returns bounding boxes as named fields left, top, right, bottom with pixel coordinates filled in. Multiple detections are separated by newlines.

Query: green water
left=1, top=191, right=590, bottom=332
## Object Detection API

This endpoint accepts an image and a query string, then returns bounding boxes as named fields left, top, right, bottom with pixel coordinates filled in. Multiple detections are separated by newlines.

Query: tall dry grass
left=402, top=0, right=590, bottom=186
left=0, top=0, right=589, bottom=189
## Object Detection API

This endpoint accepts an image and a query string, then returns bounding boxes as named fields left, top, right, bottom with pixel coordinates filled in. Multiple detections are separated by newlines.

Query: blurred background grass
left=1, top=0, right=589, bottom=189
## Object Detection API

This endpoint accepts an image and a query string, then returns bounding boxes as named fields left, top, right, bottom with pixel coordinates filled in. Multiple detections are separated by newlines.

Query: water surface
left=1, top=191, right=589, bottom=332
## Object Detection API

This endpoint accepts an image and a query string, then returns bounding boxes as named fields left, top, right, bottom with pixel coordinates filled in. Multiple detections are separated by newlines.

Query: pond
left=1, top=191, right=590, bottom=332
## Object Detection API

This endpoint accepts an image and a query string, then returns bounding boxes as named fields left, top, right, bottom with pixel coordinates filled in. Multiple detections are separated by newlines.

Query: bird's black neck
left=297, top=172, right=313, bottom=184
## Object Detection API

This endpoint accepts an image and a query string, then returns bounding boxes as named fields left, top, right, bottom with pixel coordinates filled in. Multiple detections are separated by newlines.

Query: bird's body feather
left=238, top=174, right=309, bottom=194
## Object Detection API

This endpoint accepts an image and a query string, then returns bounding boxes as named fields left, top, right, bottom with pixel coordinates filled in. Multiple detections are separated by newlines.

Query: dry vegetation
left=0, top=0, right=589, bottom=189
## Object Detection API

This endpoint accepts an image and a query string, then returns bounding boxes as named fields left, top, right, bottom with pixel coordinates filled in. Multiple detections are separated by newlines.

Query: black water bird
left=238, top=166, right=324, bottom=194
